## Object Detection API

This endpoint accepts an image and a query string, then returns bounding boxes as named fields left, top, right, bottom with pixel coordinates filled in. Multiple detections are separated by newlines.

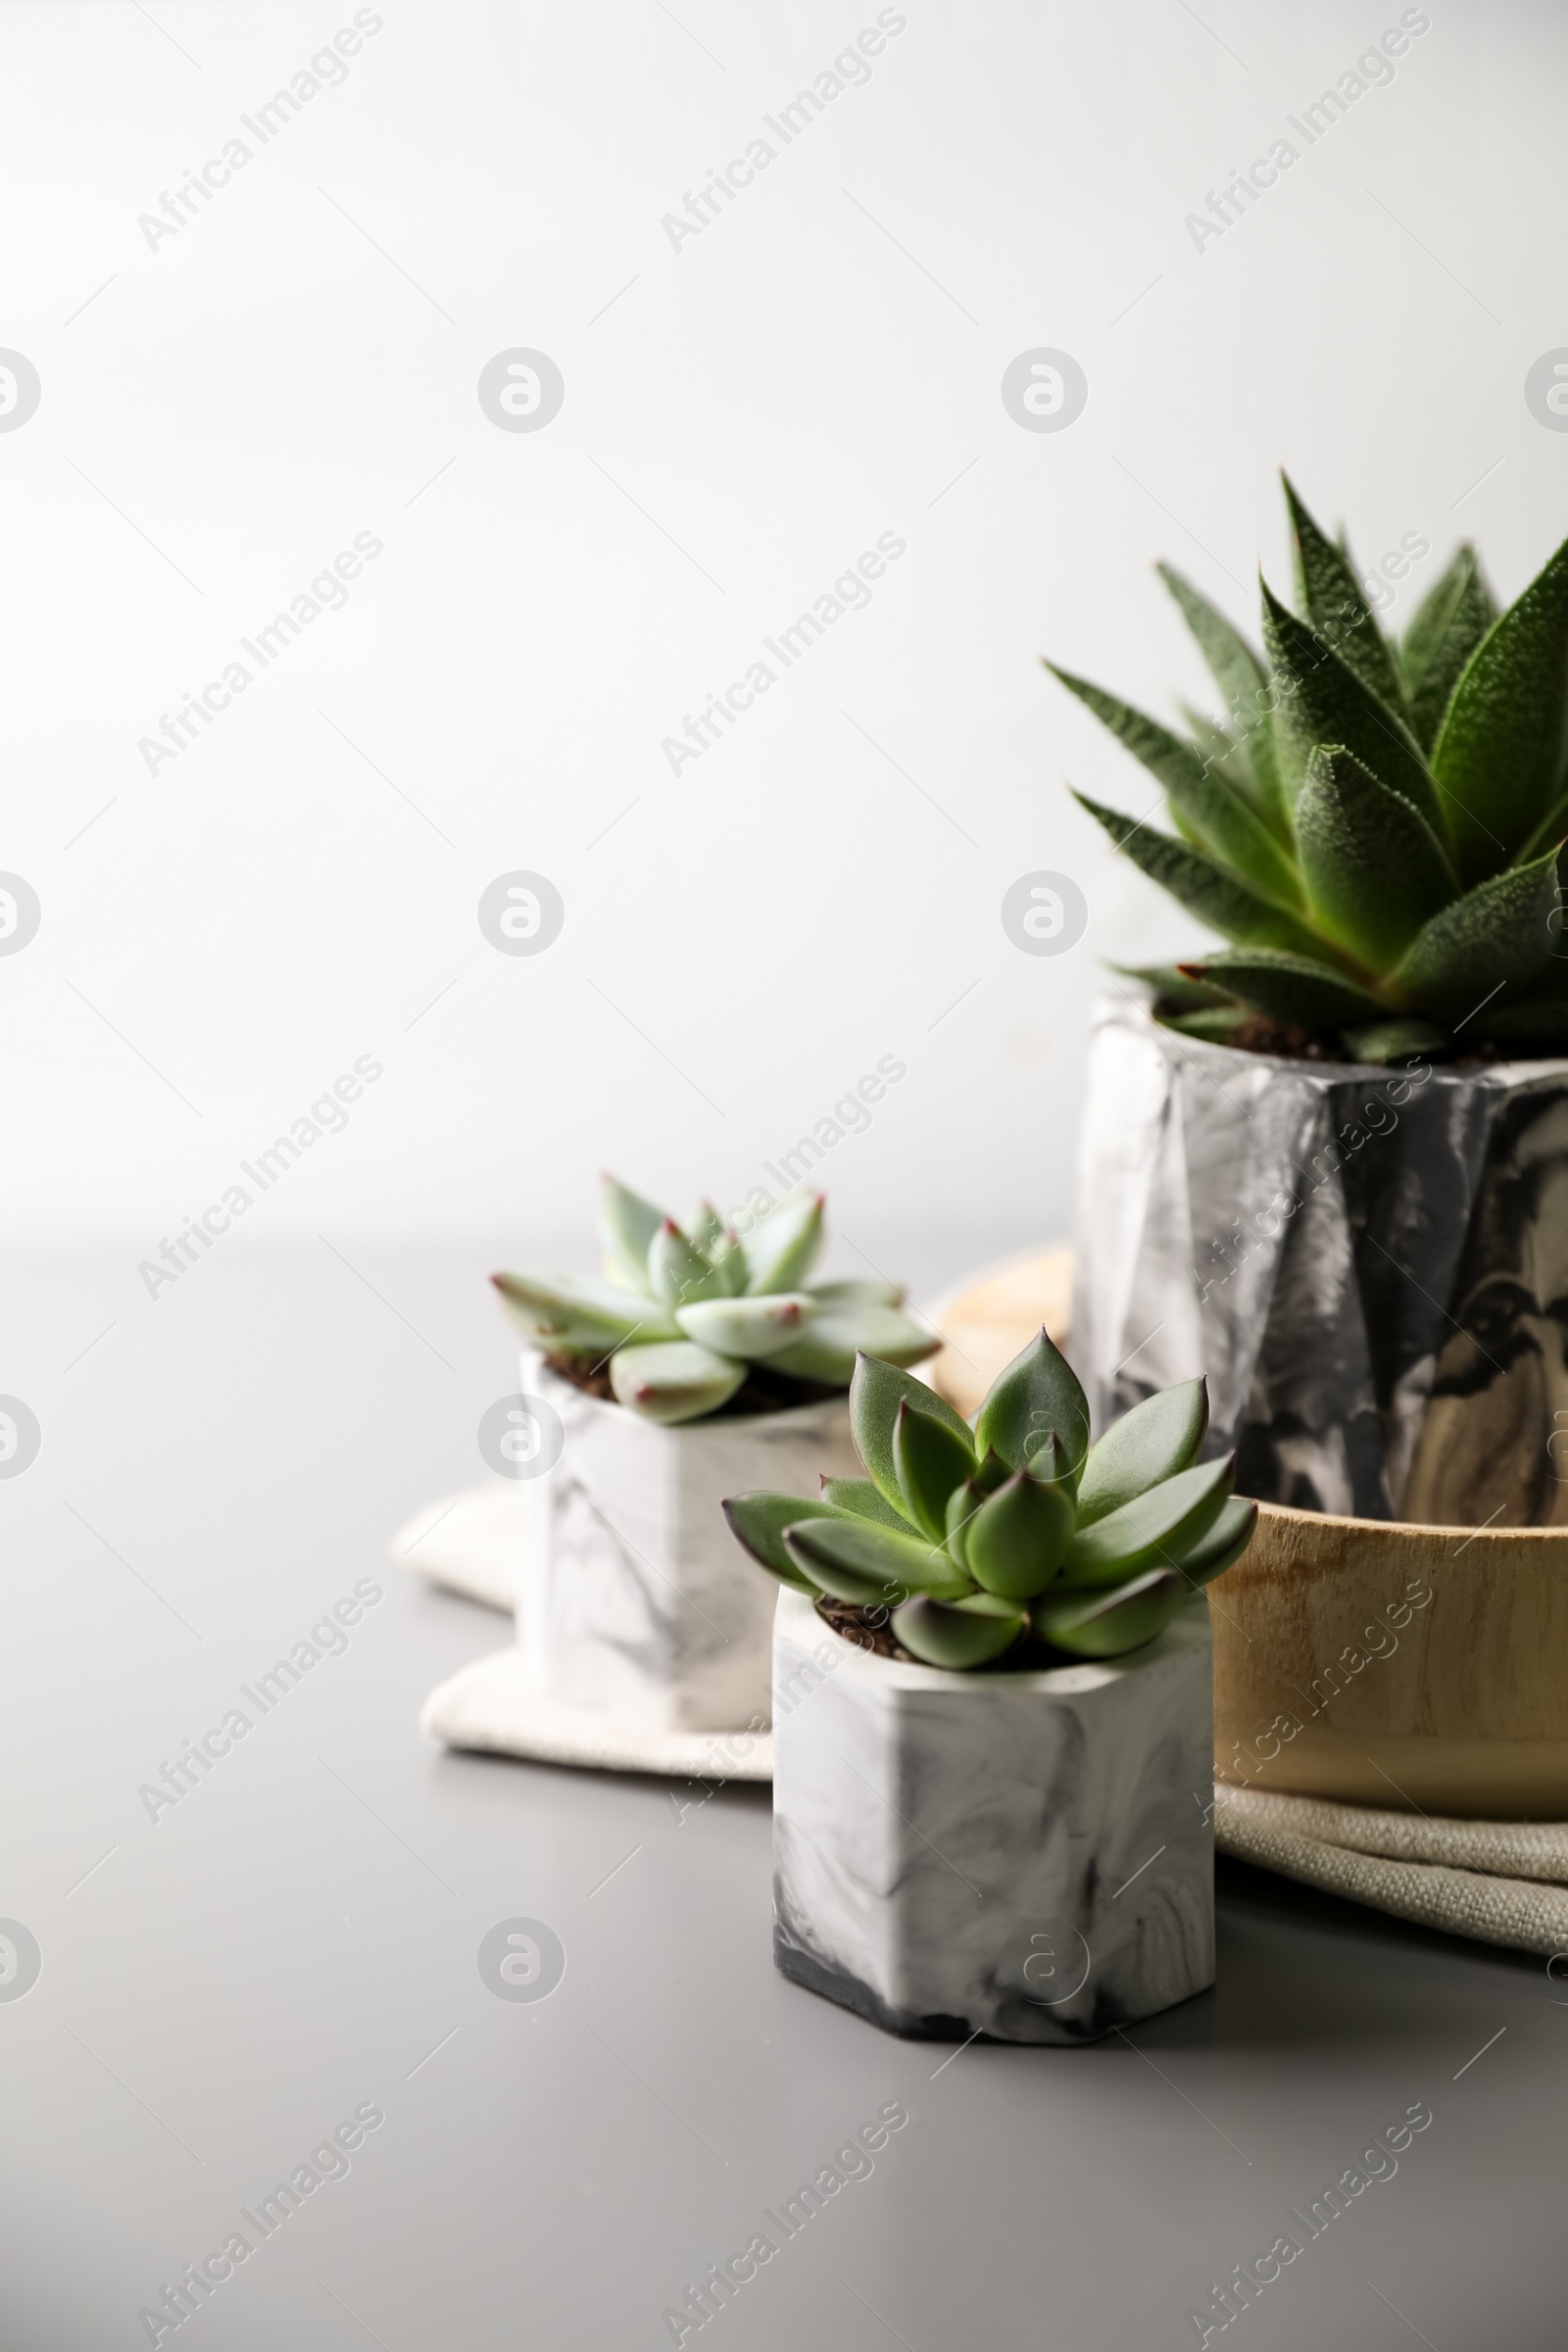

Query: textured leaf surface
left=1158, top=564, right=1286, bottom=830
left=892, top=1398, right=977, bottom=1541
left=965, top=1469, right=1075, bottom=1599
left=892, top=1592, right=1029, bottom=1669
left=819, top=1475, right=911, bottom=1530
left=783, top=1515, right=970, bottom=1601
left=1295, top=745, right=1456, bottom=966
left=722, top=1492, right=863, bottom=1588
left=808, top=1277, right=905, bottom=1310
left=1402, top=546, right=1496, bottom=752
left=1061, top=1455, right=1233, bottom=1586
left=1162, top=1494, right=1257, bottom=1588
left=1052, top=667, right=1300, bottom=903
left=491, top=1270, right=675, bottom=1352
left=1034, top=1569, right=1185, bottom=1659
left=1076, top=1379, right=1208, bottom=1526
left=1261, top=582, right=1445, bottom=836
left=767, top=1305, right=931, bottom=1387
left=742, top=1193, right=825, bottom=1294
left=1431, top=532, right=1568, bottom=882
left=1179, top=949, right=1386, bottom=1031
left=850, top=1356, right=975, bottom=1515
left=609, top=1340, right=745, bottom=1424
left=647, top=1222, right=727, bottom=1311
left=675, top=1294, right=815, bottom=1360
left=974, top=1329, right=1089, bottom=1474
left=1073, top=792, right=1324, bottom=956
left=1392, top=844, right=1565, bottom=1019
left=598, top=1175, right=665, bottom=1292
left=1283, top=475, right=1408, bottom=720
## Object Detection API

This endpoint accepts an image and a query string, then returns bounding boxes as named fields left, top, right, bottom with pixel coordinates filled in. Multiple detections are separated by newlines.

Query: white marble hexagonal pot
left=515, top=1350, right=858, bottom=1733
left=770, top=1586, right=1215, bottom=2042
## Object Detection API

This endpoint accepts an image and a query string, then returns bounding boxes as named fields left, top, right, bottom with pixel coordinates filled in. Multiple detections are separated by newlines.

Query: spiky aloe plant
left=492, top=1177, right=932, bottom=1425
left=722, top=1331, right=1254, bottom=1667
left=1054, top=475, right=1568, bottom=1061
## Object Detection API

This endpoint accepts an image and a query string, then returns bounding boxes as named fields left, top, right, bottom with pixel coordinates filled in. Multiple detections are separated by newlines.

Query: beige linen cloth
left=395, top=1482, right=771, bottom=1782
left=1214, top=1785, right=1568, bottom=1956
left=397, top=1482, right=1568, bottom=1950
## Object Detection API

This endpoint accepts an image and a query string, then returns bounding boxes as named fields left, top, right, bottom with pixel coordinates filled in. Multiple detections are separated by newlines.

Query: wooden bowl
left=926, top=1248, right=1568, bottom=1820
left=1210, top=1501, right=1568, bottom=1818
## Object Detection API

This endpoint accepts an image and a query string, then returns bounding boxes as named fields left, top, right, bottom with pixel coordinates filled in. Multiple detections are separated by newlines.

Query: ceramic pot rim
left=780, top=1588, right=1202, bottom=1696
left=1108, top=990, right=1568, bottom=1086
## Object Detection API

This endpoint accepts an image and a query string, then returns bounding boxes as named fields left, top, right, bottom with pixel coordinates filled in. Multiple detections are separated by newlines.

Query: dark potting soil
left=812, top=1596, right=1082, bottom=1674
left=542, top=1350, right=846, bottom=1418
left=1157, top=1002, right=1507, bottom=1071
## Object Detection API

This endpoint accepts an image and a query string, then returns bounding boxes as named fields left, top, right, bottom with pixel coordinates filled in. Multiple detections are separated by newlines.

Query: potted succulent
left=1055, top=475, right=1568, bottom=1525
left=492, top=1178, right=931, bottom=1733
left=722, top=1333, right=1255, bottom=2042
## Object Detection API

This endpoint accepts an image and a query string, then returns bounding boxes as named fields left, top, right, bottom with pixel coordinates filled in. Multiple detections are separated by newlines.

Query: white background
left=3, top=0, right=1564, bottom=1281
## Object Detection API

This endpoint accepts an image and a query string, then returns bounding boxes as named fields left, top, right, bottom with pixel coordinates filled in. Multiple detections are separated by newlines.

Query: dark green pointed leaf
left=1179, top=950, right=1386, bottom=1032
left=850, top=1354, right=975, bottom=1517
left=1023, top=1427, right=1079, bottom=1490
left=1391, top=844, right=1565, bottom=1020
left=1295, top=745, right=1456, bottom=966
left=1162, top=1494, right=1257, bottom=1589
left=892, top=1592, right=1028, bottom=1670
left=1033, top=1569, right=1185, bottom=1660
left=1179, top=704, right=1255, bottom=802
left=1052, top=668, right=1300, bottom=905
left=1401, top=546, right=1496, bottom=752
left=721, top=1493, right=868, bottom=1589
left=964, top=1468, right=1075, bottom=1600
left=1073, top=792, right=1324, bottom=956
left=1060, top=1455, right=1234, bottom=1588
left=1158, top=564, right=1287, bottom=831
left=819, top=1475, right=912, bottom=1531
left=783, top=1515, right=971, bottom=1603
left=1115, top=965, right=1227, bottom=1012
left=945, top=1478, right=985, bottom=1573
left=1432, top=532, right=1568, bottom=883
left=1076, top=1379, right=1208, bottom=1527
left=892, top=1398, right=977, bottom=1542
left=1261, top=581, right=1446, bottom=837
left=1514, top=789, right=1568, bottom=866
left=1283, top=475, right=1409, bottom=721
left=974, top=1328, right=1089, bottom=1475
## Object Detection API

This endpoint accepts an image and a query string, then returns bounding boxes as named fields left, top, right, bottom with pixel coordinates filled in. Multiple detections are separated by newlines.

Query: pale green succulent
left=723, top=1332, right=1256, bottom=1668
left=492, top=1177, right=932, bottom=1425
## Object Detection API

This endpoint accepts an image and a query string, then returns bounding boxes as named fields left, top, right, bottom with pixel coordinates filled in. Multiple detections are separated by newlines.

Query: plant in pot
left=1054, top=475, right=1568, bottom=1526
left=722, top=1332, right=1255, bottom=2041
left=491, top=1177, right=931, bottom=1733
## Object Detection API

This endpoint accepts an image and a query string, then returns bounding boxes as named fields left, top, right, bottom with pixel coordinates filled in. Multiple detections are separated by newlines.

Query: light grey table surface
left=2, top=1243, right=1558, bottom=2352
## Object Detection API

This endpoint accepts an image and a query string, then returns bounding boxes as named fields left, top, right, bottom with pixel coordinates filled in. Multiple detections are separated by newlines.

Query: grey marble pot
left=515, top=1351, right=857, bottom=1734
left=1073, top=996, right=1568, bottom=1525
left=770, top=1589, right=1215, bottom=2044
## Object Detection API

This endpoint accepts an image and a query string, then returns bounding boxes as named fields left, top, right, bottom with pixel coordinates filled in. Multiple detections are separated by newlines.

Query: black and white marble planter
left=770, top=1589, right=1215, bottom=2043
left=515, top=1353, right=857, bottom=1733
left=1073, top=995, right=1568, bottom=1524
